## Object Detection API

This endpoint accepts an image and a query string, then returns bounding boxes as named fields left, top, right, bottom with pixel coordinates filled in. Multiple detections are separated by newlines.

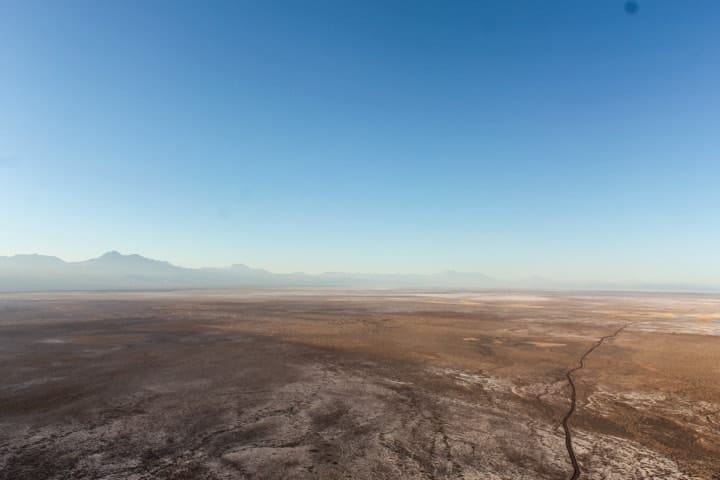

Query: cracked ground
left=1, top=290, right=719, bottom=479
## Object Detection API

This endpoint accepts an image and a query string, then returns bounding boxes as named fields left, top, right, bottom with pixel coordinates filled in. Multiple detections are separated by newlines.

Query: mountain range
left=0, top=251, right=501, bottom=292
left=0, top=251, right=715, bottom=293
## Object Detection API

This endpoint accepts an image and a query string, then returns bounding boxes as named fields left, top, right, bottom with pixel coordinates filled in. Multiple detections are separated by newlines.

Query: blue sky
left=1, top=0, right=719, bottom=284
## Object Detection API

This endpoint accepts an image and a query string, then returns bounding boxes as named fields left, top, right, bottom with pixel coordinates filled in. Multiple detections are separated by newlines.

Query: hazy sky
left=1, top=0, right=719, bottom=284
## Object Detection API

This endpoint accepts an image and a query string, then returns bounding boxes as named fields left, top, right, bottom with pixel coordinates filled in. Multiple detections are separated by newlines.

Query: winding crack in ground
left=561, top=324, right=629, bottom=480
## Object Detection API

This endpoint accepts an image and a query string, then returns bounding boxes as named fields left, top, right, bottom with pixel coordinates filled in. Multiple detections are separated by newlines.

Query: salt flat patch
left=574, top=430, right=695, bottom=480
left=509, top=329, right=591, bottom=341
left=68, top=334, right=146, bottom=345
left=37, top=338, right=66, bottom=344
left=586, top=387, right=720, bottom=436
left=143, top=378, right=213, bottom=394
left=512, top=380, right=567, bottom=403
left=2, top=376, right=66, bottom=392
left=632, top=320, right=720, bottom=336
left=429, top=367, right=513, bottom=394
left=419, top=298, right=484, bottom=306
left=78, top=346, right=124, bottom=357
left=406, top=292, right=551, bottom=303
left=586, top=388, right=667, bottom=415
left=222, top=445, right=313, bottom=477
left=382, top=378, right=413, bottom=386
left=471, top=294, right=551, bottom=302
left=526, top=341, right=566, bottom=348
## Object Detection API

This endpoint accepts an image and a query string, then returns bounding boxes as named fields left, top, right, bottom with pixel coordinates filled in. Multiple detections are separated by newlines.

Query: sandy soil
left=0, top=289, right=718, bottom=479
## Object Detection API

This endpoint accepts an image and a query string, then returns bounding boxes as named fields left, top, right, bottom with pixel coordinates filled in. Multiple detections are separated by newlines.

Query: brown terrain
left=0, top=289, right=718, bottom=479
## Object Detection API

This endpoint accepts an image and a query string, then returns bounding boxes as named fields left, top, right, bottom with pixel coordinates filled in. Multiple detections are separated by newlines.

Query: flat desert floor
left=0, top=290, right=718, bottom=479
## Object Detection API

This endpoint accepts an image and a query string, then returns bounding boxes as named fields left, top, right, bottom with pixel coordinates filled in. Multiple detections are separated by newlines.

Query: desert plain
left=0, top=289, right=718, bottom=479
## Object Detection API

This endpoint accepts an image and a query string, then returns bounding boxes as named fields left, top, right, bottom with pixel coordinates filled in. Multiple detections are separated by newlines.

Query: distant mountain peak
left=97, top=250, right=147, bottom=260
left=94, top=251, right=150, bottom=262
left=229, top=263, right=271, bottom=276
left=13, top=253, right=64, bottom=261
left=82, top=251, right=176, bottom=270
left=230, top=263, right=262, bottom=271
left=0, top=253, right=65, bottom=266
